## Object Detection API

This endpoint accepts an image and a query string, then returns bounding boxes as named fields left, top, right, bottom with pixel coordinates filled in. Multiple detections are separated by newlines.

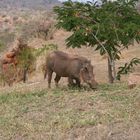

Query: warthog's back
left=52, top=51, right=69, bottom=60
left=49, top=51, right=89, bottom=62
left=46, top=51, right=89, bottom=77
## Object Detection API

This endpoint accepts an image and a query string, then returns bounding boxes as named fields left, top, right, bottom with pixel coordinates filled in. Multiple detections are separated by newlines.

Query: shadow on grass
left=51, top=82, right=128, bottom=94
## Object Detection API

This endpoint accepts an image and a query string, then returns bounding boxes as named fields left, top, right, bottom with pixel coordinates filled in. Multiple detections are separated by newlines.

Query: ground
left=0, top=83, right=140, bottom=140
left=0, top=19, right=140, bottom=140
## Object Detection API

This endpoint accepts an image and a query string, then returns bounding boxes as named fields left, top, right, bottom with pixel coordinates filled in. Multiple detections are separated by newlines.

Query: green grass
left=0, top=83, right=140, bottom=140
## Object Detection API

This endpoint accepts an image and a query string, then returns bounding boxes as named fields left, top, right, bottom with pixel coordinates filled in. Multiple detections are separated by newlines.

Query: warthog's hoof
left=128, top=84, right=136, bottom=89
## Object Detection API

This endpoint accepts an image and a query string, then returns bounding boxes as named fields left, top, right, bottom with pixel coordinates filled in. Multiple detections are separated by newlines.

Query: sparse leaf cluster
left=35, top=44, right=58, bottom=57
left=117, top=58, right=140, bottom=80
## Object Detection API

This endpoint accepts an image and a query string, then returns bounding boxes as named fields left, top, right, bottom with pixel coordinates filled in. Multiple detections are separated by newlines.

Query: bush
left=36, top=19, right=56, bottom=40
left=0, top=32, right=15, bottom=48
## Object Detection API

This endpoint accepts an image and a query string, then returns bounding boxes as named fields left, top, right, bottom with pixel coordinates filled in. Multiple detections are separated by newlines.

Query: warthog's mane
left=54, top=51, right=89, bottom=62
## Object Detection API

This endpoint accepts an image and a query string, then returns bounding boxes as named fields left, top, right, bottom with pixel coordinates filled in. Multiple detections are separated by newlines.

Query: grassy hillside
left=0, top=2, right=140, bottom=139
left=0, top=0, right=60, bottom=9
left=0, top=83, right=140, bottom=140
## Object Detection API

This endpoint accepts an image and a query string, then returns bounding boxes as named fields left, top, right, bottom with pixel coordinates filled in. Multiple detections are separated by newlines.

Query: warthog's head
left=80, top=61, right=98, bottom=89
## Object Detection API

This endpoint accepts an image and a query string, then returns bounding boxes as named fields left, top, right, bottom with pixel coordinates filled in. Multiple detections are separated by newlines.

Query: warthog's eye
left=84, top=67, right=88, bottom=72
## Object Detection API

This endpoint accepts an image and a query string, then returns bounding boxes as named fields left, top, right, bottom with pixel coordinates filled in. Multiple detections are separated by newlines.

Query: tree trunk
left=112, top=60, right=116, bottom=81
left=108, top=58, right=114, bottom=83
left=23, top=67, right=28, bottom=83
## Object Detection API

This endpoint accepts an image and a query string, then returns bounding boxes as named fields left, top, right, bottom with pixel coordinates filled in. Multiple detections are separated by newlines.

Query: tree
left=17, top=43, right=58, bottom=83
left=54, top=0, right=140, bottom=83
left=17, top=47, right=36, bottom=83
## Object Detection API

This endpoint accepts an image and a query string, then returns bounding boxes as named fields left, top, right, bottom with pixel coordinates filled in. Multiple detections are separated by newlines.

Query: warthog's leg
left=48, top=69, right=53, bottom=88
left=68, top=77, right=81, bottom=88
left=68, top=77, right=75, bottom=87
left=75, top=78, right=81, bottom=88
left=54, top=75, right=61, bottom=87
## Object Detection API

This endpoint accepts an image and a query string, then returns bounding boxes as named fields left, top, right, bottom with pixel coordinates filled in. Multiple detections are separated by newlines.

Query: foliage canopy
left=54, top=0, right=140, bottom=82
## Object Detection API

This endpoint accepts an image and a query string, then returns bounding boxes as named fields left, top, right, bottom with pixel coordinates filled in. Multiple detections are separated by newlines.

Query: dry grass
left=0, top=13, right=140, bottom=139
left=0, top=83, right=140, bottom=140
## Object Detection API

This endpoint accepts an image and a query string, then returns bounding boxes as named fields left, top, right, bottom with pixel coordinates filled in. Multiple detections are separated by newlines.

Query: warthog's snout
left=88, top=79, right=98, bottom=89
left=80, top=63, right=98, bottom=89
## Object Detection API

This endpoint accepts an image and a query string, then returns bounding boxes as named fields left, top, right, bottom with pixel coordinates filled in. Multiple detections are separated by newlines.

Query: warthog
left=44, top=51, right=98, bottom=89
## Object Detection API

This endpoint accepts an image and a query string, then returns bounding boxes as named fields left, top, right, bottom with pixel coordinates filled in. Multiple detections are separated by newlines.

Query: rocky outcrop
left=128, top=73, right=140, bottom=89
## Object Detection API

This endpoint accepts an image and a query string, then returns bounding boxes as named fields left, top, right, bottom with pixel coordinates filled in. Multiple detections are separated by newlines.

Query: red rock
left=128, top=73, right=140, bottom=89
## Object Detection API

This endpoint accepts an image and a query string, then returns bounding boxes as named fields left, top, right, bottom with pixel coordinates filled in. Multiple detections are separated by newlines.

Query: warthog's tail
left=44, top=67, right=47, bottom=79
